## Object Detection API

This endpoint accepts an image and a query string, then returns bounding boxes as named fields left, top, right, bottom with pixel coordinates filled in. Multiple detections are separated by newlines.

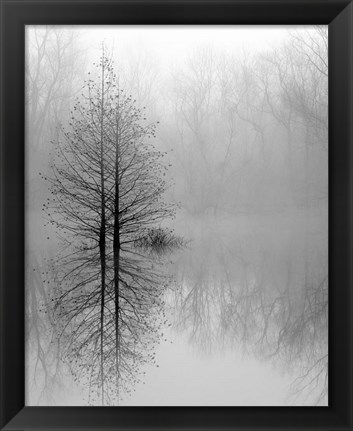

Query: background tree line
left=161, top=27, right=327, bottom=216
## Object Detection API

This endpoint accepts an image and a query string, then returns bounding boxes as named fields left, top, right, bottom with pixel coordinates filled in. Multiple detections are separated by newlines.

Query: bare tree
left=45, top=51, right=177, bottom=404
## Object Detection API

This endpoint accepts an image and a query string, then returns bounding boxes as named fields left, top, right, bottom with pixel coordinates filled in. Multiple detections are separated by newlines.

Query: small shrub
left=135, top=227, right=185, bottom=254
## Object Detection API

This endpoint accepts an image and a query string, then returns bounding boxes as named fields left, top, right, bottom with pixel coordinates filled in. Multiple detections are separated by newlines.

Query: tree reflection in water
left=169, top=213, right=328, bottom=405
left=51, top=242, right=174, bottom=405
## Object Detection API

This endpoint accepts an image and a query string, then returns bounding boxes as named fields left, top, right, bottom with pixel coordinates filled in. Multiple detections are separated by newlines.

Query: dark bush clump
left=135, top=227, right=185, bottom=254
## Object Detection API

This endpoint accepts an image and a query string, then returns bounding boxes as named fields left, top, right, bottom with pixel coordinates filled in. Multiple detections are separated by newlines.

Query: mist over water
left=118, top=210, right=327, bottom=406
left=25, top=25, right=328, bottom=406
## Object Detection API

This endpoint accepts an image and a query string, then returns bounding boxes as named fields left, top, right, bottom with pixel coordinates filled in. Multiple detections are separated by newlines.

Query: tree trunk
left=113, top=109, right=121, bottom=400
left=99, top=52, right=106, bottom=407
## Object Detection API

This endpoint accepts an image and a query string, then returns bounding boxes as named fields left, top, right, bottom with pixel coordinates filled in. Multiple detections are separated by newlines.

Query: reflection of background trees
left=25, top=252, right=63, bottom=403
left=170, top=219, right=328, bottom=405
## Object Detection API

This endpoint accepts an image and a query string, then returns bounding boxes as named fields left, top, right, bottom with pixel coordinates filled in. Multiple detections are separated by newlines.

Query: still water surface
left=27, top=211, right=327, bottom=406
left=121, top=211, right=328, bottom=406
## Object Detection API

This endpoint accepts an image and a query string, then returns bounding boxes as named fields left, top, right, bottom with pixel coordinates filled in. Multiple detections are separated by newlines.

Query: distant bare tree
left=26, top=26, right=86, bottom=403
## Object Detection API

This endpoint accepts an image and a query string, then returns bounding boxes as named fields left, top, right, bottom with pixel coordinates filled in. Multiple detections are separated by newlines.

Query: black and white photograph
left=25, top=25, right=328, bottom=407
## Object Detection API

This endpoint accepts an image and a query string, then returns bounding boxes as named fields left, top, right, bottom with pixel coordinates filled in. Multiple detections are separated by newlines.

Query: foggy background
left=25, top=26, right=328, bottom=406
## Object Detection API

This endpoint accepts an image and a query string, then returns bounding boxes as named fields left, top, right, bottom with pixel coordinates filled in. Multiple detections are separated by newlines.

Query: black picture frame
left=1, top=1, right=352, bottom=430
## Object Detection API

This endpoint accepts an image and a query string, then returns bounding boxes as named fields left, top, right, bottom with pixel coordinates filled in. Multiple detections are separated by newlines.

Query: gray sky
left=75, top=25, right=293, bottom=70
